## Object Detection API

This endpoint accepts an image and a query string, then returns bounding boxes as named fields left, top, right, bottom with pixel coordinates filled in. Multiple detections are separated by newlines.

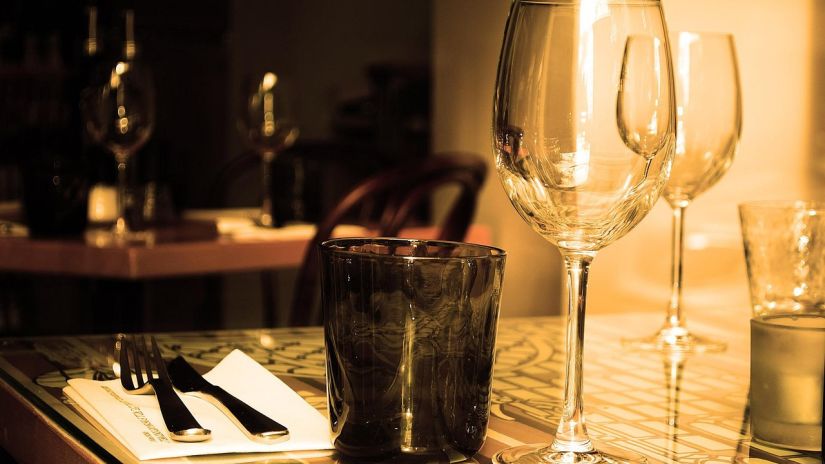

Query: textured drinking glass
left=321, top=238, right=506, bottom=461
left=740, top=201, right=824, bottom=451
left=492, top=0, right=675, bottom=462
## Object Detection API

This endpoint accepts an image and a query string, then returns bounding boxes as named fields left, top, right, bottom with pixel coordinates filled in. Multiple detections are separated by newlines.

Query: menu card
left=64, top=349, right=333, bottom=460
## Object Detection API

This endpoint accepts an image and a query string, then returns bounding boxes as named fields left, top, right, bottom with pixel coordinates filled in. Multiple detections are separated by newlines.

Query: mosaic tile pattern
left=0, top=314, right=821, bottom=463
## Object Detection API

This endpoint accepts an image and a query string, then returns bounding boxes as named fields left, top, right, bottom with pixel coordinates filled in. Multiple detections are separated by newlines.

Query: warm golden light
left=109, top=62, right=128, bottom=88
left=259, top=334, right=275, bottom=348
left=263, top=92, right=275, bottom=136
left=675, top=32, right=698, bottom=157
left=262, top=72, right=277, bottom=91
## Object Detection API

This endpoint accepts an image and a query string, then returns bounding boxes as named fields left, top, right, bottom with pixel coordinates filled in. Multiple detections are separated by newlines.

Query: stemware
left=238, top=72, right=299, bottom=228
left=492, top=1, right=675, bottom=462
left=84, top=61, right=155, bottom=241
left=623, top=32, right=741, bottom=353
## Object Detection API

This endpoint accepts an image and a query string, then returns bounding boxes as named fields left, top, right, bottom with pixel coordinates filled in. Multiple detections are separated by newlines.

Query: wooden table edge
left=0, top=224, right=493, bottom=279
left=0, top=378, right=105, bottom=464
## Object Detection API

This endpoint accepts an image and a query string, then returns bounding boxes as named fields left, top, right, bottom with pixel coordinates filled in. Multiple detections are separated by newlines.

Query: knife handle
left=151, top=379, right=212, bottom=442
left=201, top=385, right=290, bottom=442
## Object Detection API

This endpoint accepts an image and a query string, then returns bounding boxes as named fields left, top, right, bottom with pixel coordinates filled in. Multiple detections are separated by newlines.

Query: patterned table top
left=0, top=313, right=820, bottom=463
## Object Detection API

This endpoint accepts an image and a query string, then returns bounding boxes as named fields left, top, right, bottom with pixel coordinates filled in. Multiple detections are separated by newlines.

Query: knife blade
left=167, top=355, right=289, bottom=443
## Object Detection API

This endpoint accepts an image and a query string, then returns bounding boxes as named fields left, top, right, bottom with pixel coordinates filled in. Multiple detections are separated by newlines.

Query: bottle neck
left=123, top=9, right=136, bottom=61
left=84, top=5, right=99, bottom=57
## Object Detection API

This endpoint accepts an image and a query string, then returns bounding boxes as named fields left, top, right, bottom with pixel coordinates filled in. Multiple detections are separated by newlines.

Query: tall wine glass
left=623, top=32, right=741, bottom=353
left=238, top=72, right=299, bottom=228
left=84, top=61, right=155, bottom=240
left=492, top=1, right=675, bottom=462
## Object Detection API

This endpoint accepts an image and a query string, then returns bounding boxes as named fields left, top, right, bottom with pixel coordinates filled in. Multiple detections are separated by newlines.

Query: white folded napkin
left=182, top=209, right=370, bottom=241
left=218, top=221, right=369, bottom=242
left=64, top=349, right=333, bottom=461
left=217, top=221, right=317, bottom=240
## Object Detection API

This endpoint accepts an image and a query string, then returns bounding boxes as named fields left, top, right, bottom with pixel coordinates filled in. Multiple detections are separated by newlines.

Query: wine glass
left=623, top=32, right=741, bottom=353
left=238, top=72, right=299, bottom=228
left=492, top=1, right=675, bottom=462
left=84, top=61, right=155, bottom=241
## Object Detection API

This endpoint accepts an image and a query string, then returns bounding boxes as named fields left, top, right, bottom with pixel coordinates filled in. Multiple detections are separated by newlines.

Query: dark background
left=0, top=0, right=432, bottom=211
left=0, top=0, right=433, bottom=334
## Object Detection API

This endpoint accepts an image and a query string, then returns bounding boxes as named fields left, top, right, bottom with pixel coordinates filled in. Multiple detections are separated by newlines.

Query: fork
left=119, top=335, right=212, bottom=442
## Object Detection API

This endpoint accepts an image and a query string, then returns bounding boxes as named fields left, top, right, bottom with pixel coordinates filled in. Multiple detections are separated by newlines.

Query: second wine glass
left=623, top=32, right=742, bottom=353
left=84, top=61, right=155, bottom=241
left=238, top=72, right=299, bottom=228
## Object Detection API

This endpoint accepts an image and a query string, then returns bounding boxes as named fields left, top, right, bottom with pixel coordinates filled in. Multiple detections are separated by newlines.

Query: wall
left=588, top=0, right=818, bottom=328
left=433, top=0, right=563, bottom=317
left=229, top=0, right=431, bottom=148
left=432, top=0, right=820, bottom=320
left=222, top=1, right=432, bottom=328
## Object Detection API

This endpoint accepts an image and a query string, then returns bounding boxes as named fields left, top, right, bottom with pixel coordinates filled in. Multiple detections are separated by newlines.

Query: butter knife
left=167, top=356, right=290, bottom=443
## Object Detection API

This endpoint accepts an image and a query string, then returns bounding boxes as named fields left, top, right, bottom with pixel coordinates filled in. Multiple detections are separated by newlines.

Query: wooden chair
left=208, top=141, right=391, bottom=223
left=288, top=152, right=488, bottom=326
left=211, top=141, right=396, bottom=328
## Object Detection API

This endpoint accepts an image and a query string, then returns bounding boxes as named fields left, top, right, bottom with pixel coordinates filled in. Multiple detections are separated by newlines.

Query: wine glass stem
left=666, top=205, right=687, bottom=328
left=552, top=251, right=595, bottom=453
left=115, top=154, right=129, bottom=236
left=261, top=151, right=275, bottom=226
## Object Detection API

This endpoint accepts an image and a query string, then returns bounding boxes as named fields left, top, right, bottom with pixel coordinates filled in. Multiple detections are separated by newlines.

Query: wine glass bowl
left=497, top=135, right=671, bottom=252
left=84, top=61, right=155, bottom=240
left=623, top=32, right=741, bottom=353
left=665, top=32, right=740, bottom=207
left=89, top=63, right=153, bottom=157
left=238, top=72, right=299, bottom=228
left=492, top=1, right=675, bottom=462
left=617, top=36, right=673, bottom=162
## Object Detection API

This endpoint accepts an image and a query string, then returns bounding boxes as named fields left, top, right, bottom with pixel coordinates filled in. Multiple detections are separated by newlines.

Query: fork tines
left=119, top=334, right=150, bottom=391
left=149, top=336, right=173, bottom=382
left=118, top=333, right=211, bottom=442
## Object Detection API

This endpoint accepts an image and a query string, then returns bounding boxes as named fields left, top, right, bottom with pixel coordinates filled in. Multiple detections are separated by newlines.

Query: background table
left=0, top=218, right=492, bottom=279
left=0, top=211, right=492, bottom=334
left=0, top=313, right=821, bottom=463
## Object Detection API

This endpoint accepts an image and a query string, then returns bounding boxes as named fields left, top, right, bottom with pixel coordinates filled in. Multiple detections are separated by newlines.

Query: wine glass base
left=85, top=227, right=156, bottom=247
left=493, top=443, right=647, bottom=464
left=253, top=217, right=279, bottom=228
left=622, top=326, right=726, bottom=353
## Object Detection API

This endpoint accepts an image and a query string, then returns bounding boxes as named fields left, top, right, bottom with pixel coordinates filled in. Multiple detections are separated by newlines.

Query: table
left=0, top=216, right=493, bottom=279
left=0, top=313, right=820, bottom=464
left=0, top=213, right=492, bottom=333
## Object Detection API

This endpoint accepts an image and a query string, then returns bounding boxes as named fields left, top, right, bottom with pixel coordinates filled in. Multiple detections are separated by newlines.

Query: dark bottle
left=81, top=3, right=117, bottom=198
left=123, top=8, right=136, bottom=62
left=20, top=126, right=89, bottom=237
left=20, top=4, right=99, bottom=237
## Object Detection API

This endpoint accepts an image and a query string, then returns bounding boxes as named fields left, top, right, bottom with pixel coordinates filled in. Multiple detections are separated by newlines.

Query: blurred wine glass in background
left=83, top=60, right=155, bottom=241
left=238, top=72, right=299, bottom=228
left=623, top=32, right=741, bottom=353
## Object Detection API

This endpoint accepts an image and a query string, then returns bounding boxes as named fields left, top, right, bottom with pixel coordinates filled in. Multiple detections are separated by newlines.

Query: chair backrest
left=208, top=141, right=390, bottom=222
left=289, top=152, right=487, bottom=326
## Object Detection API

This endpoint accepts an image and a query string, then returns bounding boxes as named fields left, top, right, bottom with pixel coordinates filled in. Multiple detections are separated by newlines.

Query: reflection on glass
left=734, top=388, right=752, bottom=462
left=662, top=352, right=687, bottom=462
